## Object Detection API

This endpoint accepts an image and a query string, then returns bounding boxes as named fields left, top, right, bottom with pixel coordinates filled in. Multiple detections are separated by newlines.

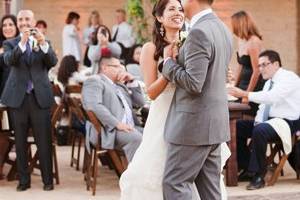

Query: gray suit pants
left=163, top=143, right=221, bottom=200
left=114, top=128, right=142, bottom=162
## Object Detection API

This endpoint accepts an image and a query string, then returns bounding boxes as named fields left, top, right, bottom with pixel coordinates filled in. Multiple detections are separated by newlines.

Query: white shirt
left=83, top=26, right=97, bottom=45
left=189, top=8, right=213, bottom=29
left=248, top=68, right=300, bottom=122
left=62, top=24, right=81, bottom=61
left=111, top=21, right=135, bottom=48
left=18, top=35, right=49, bottom=54
left=101, top=74, right=134, bottom=126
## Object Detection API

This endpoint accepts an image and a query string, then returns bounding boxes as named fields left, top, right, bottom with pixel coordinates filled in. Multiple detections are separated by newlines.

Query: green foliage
left=126, top=0, right=157, bottom=44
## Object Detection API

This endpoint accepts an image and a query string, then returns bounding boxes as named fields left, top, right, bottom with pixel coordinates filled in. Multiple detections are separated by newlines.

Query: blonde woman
left=83, top=10, right=102, bottom=67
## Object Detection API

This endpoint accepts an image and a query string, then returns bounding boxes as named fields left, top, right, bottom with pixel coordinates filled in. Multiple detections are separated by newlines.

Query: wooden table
left=226, top=102, right=251, bottom=186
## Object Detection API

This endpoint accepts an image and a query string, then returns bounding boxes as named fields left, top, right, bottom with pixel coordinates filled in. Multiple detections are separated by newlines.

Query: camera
left=29, top=28, right=38, bottom=36
left=100, top=28, right=107, bottom=37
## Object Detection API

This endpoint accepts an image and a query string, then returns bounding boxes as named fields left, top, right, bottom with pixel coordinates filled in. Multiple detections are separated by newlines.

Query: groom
left=161, top=0, right=233, bottom=199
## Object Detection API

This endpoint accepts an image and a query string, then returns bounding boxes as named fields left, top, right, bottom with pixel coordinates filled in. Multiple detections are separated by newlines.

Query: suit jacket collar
left=190, top=8, right=213, bottom=28
left=100, top=74, right=114, bottom=85
left=10, top=35, right=21, bottom=45
left=193, top=12, right=217, bottom=28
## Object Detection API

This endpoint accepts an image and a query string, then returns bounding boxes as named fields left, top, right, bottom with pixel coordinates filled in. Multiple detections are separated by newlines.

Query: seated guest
left=57, top=55, right=88, bottom=92
left=126, top=44, right=143, bottom=81
left=57, top=55, right=87, bottom=135
left=229, top=50, right=300, bottom=190
left=82, top=56, right=144, bottom=161
left=88, top=25, right=121, bottom=74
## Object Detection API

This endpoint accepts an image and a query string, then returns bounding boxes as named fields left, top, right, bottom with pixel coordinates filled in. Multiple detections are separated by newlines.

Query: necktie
left=112, top=26, right=119, bottom=42
left=262, top=80, right=274, bottom=121
left=25, top=40, right=31, bottom=57
left=115, top=85, right=134, bottom=126
left=25, top=40, right=34, bottom=93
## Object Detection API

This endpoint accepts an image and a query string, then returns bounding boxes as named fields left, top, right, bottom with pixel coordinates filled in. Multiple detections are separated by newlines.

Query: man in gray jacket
left=82, top=56, right=144, bottom=162
left=161, top=0, right=233, bottom=199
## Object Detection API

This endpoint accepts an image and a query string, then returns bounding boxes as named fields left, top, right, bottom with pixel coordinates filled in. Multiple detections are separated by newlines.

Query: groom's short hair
left=198, top=0, right=214, bottom=5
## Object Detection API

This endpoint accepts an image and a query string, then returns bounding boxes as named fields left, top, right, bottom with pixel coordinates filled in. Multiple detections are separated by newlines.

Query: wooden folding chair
left=64, top=85, right=85, bottom=171
left=84, top=110, right=127, bottom=195
left=266, top=135, right=296, bottom=186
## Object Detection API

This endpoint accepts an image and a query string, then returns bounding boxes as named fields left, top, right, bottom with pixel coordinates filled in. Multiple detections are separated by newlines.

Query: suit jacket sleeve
left=0, top=53, right=5, bottom=68
left=3, top=40, right=23, bottom=67
left=162, top=29, right=212, bottom=95
left=127, top=83, right=145, bottom=108
left=82, top=77, right=119, bottom=130
left=42, top=41, right=58, bottom=70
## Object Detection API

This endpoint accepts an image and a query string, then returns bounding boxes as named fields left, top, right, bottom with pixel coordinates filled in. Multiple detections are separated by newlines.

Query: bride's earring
left=160, top=24, right=165, bottom=37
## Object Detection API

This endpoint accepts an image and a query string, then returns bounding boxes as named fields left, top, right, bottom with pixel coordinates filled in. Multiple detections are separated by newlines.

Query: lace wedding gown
left=120, top=80, right=231, bottom=200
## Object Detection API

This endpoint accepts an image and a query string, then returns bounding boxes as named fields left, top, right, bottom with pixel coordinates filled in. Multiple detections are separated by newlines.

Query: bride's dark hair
left=152, top=0, right=182, bottom=61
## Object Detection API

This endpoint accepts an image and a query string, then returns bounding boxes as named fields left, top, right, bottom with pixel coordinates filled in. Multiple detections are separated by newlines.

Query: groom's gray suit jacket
left=82, top=74, right=145, bottom=149
left=162, top=13, right=233, bottom=145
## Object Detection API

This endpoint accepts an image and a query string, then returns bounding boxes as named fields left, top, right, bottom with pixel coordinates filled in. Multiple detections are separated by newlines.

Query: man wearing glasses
left=229, top=50, right=300, bottom=190
left=82, top=55, right=145, bottom=162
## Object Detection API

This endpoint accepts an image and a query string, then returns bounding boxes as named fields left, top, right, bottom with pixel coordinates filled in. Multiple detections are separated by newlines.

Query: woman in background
left=56, top=55, right=87, bottom=135
left=126, top=44, right=143, bottom=81
left=62, top=11, right=81, bottom=62
left=57, top=55, right=87, bottom=91
left=83, top=10, right=102, bottom=67
left=0, top=14, right=19, bottom=179
left=0, top=14, right=19, bottom=96
left=231, top=10, right=265, bottom=116
left=88, top=25, right=121, bottom=74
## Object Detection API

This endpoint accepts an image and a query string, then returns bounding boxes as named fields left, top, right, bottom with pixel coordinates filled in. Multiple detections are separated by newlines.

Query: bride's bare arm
left=140, top=42, right=169, bottom=100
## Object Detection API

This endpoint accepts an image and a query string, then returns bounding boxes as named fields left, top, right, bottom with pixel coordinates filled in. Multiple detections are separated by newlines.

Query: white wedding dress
left=119, top=80, right=231, bottom=200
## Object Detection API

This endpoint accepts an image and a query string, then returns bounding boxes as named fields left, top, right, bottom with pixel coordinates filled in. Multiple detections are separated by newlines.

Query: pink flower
left=101, top=47, right=112, bottom=57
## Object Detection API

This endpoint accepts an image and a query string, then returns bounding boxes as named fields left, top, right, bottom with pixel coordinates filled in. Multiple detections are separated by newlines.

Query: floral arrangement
left=126, top=0, right=158, bottom=43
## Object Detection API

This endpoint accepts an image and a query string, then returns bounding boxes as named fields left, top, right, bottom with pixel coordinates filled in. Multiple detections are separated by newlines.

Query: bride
left=119, top=0, right=230, bottom=199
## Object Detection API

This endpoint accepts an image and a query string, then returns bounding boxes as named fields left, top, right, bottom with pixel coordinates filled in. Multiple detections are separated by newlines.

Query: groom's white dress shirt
left=189, top=8, right=213, bottom=29
left=248, top=68, right=300, bottom=123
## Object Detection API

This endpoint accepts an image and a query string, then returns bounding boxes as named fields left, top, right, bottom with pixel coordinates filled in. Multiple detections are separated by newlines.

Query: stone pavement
left=0, top=146, right=299, bottom=200
left=229, top=193, right=300, bottom=200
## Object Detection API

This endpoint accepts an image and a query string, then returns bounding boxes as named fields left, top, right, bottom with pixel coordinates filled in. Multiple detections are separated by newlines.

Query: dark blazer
left=1, top=36, right=58, bottom=108
left=0, top=52, right=11, bottom=96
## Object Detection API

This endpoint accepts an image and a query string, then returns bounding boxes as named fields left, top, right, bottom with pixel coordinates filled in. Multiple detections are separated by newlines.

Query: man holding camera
left=2, top=10, right=58, bottom=191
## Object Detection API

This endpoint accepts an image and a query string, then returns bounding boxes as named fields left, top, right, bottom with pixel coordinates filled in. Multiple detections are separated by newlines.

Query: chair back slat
left=65, top=85, right=82, bottom=94
left=85, top=111, right=102, bottom=133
